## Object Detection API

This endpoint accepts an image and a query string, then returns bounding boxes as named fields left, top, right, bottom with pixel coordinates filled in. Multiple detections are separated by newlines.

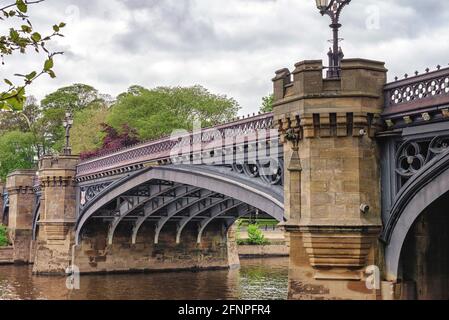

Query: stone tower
left=273, top=59, right=387, bottom=299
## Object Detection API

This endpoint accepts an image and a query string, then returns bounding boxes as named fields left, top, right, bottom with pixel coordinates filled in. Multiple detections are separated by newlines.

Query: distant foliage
left=0, top=130, right=36, bottom=180
left=259, top=94, right=274, bottom=113
left=0, top=224, right=9, bottom=247
left=80, top=124, right=140, bottom=160
left=107, top=85, right=240, bottom=140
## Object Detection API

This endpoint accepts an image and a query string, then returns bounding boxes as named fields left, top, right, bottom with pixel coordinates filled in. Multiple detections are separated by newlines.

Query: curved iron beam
left=130, top=186, right=201, bottom=244
left=153, top=189, right=216, bottom=244
left=106, top=183, right=180, bottom=245
left=175, top=197, right=230, bottom=244
left=196, top=200, right=244, bottom=244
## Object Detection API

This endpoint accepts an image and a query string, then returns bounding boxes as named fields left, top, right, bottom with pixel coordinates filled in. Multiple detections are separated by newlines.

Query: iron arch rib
left=75, top=165, right=284, bottom=245
left=175, top=197, right=231, bottom=244
left=383, top=149, right=449, bottom=280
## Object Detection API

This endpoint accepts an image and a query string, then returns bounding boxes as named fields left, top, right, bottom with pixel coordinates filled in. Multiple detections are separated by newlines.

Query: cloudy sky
left=3, top=0, right=449, bottom=115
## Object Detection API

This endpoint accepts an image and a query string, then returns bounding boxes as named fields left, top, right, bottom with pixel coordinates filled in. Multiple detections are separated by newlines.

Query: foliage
left=80, top=124, right=139, bottom=160
left=0, top=130, right=36, bottom=180
left=260, top=94, right=274, bottom=113
left=0, top=0, right=65, bottom=112
left=0, top=224, right=9, bottom=246
left=107, top=85, right=240, bottom=140
left=71, top=105, right=110, bottom=155
left=237, top=223, right=270, bottom=246
left=38, top=84, right=108, bottom=153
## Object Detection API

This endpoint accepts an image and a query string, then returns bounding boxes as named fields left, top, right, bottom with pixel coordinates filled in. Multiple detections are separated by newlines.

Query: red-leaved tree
left=80, top=124, right=139, bottom=160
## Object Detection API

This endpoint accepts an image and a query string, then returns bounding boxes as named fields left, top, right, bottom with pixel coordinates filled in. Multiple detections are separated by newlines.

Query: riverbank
left=0, top=246, right=13, bottom=265
left=237, top=228, right=288, bottom=258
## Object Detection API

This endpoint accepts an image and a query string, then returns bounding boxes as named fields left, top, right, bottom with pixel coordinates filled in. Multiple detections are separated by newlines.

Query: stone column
left=274, top=59, right=387, bottom=300
left=33, top=155, right=79, bottom=274
left=5, top=170, right=36, bottom=263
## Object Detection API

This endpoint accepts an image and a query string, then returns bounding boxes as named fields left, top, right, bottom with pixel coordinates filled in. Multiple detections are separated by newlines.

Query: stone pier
left=5, top=170, right=36, bottom=264
left=274, top=59, right=387, bottom=300
left=33, top=155, right=79, bottom=274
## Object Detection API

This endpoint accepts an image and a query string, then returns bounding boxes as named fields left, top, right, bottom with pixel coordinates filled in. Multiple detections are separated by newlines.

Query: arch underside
left=75, top=165, right=285, bottom=246
left=383, top=149, right=449, bottom=280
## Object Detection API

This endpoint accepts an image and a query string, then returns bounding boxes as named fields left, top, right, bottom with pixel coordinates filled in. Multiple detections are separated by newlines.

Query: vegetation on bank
left=0, top=225, right=10, bottom=247
left=236, top=219, right=271, bottom=246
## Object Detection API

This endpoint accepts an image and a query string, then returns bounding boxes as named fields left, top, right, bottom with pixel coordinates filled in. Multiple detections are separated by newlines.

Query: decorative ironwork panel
left=395, top=135, right=449, bottom=191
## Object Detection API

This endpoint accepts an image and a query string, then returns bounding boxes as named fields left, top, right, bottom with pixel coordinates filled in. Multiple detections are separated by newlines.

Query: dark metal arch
left=75, top=165, right=284, bottom=245
left=382, top=149, right=449, bottom=280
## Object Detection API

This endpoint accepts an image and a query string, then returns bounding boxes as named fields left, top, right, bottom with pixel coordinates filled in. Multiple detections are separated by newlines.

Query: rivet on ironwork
left=415, top=71, right=419, bottom=76
left=437, top=65, right=441, bottom=70
left=426, top=68, right=430, bottom=73
left=394, top=76, right=398, bottom=81
left=404, top=74, right=408, bottom=79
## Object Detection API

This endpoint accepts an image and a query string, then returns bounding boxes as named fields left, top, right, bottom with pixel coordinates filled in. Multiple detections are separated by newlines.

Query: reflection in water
left=0, top=258, right=288, bottom=300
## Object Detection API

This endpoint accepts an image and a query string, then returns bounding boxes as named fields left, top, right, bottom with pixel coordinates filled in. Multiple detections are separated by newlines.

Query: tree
left=80, top=124, right=139, bottom=160
left=107, top=85, right=240, bottom=140
left=0, top=0, right=65, bottom=112
left=41, top=84, right=104, bottom=111
left=0, top=96, right=40, bottom=133
left=71, top=105, right=110, bottom=155
left=0, top=130, right=36, bottom=180
left=260, top=94, right=274, bottom=113
left=38, top=84, right=108, bottom=153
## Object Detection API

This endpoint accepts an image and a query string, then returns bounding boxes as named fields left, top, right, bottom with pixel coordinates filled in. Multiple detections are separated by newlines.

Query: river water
left=0, top=257, right=288, bottom=300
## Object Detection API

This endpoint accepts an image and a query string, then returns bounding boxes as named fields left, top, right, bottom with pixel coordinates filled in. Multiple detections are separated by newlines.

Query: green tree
left=260, top=94, right=274, bottom=113
left=107, top=85, right=240, bottom=140
left=0, top=0, right=65, bottom=112
left=38, top=84, right=107, bottom=153
left=0, top=130, right=36, bottom=180
left=246, top=224, right=269, bottom=245
left=71, top=104, right=110, bottom=155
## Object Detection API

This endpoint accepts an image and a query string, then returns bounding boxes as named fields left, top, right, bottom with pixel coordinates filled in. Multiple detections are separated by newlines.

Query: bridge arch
left=75, top=165, right=284, bottom=245
left=383, top=149, right=449, bottom=281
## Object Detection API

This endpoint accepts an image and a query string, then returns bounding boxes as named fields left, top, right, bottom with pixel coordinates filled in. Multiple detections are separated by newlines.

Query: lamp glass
left=316, top=0, right=329, bottom=10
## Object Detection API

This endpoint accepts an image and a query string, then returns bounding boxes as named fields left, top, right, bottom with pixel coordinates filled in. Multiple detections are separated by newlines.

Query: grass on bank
left=0, top=224, right=10, bottom=247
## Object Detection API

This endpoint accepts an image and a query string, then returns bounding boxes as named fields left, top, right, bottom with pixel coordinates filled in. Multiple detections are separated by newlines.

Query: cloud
left=2, top=0, right=448, bottom=115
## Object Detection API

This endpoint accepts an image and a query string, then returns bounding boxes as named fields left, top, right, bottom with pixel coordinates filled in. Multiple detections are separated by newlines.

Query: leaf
left=53, top=25, right=60, bottom=32
left=31, top=32, right=41, bottom=42
left=4, top=79, right=13, bottom=86
left=44, top=58, right=54, bottom=71
left=25, top=71, right=37, bottom=80
left=59, top=22, right=66, bottom=28
left=16, top=0, right=27, bottom=13
left=47, top=70, right=56, bottom=78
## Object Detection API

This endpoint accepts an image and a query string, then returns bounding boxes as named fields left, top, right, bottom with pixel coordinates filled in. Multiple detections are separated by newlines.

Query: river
left=0, top=257, right=288, bottom=300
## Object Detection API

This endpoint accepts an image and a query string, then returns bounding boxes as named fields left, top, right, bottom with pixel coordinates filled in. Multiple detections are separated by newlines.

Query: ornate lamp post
left=62, top=111, right=73, bottom=156
left=315, top=0, right=351, bottom=78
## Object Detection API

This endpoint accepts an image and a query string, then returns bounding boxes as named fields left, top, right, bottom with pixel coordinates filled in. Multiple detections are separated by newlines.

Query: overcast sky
left=3, top=0, right=449, bottom=115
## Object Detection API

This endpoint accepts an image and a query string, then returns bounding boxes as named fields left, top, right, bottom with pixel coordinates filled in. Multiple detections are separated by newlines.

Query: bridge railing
left=383, top=66, right=449, bottom=118
left=76, top=113, right=275, bottom=178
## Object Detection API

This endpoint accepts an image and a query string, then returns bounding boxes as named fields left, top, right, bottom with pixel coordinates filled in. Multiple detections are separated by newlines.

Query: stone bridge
left=2, top=58, right=449, bottom=300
